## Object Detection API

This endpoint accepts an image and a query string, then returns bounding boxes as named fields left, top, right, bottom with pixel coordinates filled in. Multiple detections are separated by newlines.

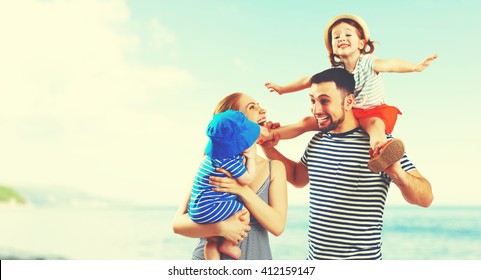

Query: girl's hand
left=210, top=168, right=247, bottom=196
left=259, top=122, right=270, bottom=139
left=414, top=54, right=438, bottom=72
left=265, top=121, right=281, bottom=131
left=259, top=121, right=281, bottom=149
left=264, top=82, right=283, bottom=94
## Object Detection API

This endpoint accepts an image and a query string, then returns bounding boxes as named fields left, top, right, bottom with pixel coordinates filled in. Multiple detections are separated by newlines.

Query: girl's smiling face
left=331, top=22, right=365, bottom=58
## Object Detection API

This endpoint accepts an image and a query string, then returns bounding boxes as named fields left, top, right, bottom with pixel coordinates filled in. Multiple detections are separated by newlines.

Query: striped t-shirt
left=188, top=155, right=246, bottom=224
left=301, top=127, right=415, bottom=260
left=344, top=54, right=385, bottom=109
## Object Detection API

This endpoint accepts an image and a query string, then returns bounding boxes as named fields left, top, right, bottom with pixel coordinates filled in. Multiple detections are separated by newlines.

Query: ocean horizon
left=1, top=204, right=481, bottom=260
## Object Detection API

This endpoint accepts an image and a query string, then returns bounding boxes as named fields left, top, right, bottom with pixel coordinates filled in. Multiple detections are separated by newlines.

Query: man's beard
left=319, top=111, right=345, bottom=134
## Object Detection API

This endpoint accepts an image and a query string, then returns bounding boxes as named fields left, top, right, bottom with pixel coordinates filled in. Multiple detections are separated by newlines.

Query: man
left=261, top=68, right=433, bottom=260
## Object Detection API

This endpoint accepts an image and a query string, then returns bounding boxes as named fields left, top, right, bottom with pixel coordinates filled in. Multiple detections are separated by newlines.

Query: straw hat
left=324, top=14, right=370, bottom=54
left=205, top=110, right=260, bottom=158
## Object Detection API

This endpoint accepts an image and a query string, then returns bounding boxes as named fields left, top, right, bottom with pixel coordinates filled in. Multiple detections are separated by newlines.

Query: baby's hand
left=414, top=54, right=438, bottom=72
left=264, top=82, right=283, bottom=94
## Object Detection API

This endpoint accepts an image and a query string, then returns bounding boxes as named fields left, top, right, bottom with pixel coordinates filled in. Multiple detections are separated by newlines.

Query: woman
left=172, top=92, right=288, bottom=260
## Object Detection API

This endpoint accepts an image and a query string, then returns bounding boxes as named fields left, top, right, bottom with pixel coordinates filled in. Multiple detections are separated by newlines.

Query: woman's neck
left=256, top=154, right=266, bottom=163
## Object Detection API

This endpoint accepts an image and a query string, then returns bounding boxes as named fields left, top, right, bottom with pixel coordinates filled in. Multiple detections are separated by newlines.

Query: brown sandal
left=367, top=138, right=405, bottom=173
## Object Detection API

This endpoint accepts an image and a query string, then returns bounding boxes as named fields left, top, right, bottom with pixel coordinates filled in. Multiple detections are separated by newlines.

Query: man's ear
left=344, top=94, right=355, bottom=110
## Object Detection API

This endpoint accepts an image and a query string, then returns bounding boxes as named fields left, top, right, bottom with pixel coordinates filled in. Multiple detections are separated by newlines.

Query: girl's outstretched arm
left=260, top=116, right=319, bottom=143
left=265, top=76, right=311, bottom=95
left=373, top=54, right=438, bottom=73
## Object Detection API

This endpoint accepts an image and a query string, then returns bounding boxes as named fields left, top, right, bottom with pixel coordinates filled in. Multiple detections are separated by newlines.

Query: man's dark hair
left=309, top=68, right=355, bottom=96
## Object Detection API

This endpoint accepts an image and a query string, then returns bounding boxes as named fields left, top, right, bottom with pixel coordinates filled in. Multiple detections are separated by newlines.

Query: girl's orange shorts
left=352, top=104, right=402, bottom=134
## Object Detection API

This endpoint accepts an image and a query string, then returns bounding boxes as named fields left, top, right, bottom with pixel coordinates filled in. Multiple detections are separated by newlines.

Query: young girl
left=264, top=14, right=437, bottom=173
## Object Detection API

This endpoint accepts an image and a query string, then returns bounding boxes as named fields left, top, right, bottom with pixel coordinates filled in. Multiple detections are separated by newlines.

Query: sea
left=1, top=204, right=481, bottom=260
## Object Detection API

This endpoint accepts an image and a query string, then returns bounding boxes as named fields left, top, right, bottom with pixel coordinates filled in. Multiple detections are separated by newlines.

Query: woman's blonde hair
left=212, top=92, right=243, bottom=115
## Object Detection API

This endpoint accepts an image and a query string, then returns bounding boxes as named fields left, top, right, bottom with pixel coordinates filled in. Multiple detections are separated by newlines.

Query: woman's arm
left=210, top=160, right=288, bottom=236
left=246, top=160, right=288, bottom=236
left=172, top=187, right=250, bottom=243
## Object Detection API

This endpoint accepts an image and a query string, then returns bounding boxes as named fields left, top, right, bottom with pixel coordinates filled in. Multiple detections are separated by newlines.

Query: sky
left=0, top=0, right=480, bottom=207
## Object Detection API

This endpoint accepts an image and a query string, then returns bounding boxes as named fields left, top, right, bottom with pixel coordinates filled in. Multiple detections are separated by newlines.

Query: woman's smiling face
left=237, top=94, right=268, bottom=137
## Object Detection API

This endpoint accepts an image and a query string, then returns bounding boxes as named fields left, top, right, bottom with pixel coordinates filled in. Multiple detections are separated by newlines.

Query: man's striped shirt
left=301, top=127, right=415, bottom=259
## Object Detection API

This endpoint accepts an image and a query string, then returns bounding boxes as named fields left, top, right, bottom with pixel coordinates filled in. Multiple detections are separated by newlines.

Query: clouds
left=0, top=0, right=195, bottom=204
left=1, top=0, right=480, bottom=207
left=149, top=19, right=176, bottom=47
left=0, top=0, right=190, bottom=116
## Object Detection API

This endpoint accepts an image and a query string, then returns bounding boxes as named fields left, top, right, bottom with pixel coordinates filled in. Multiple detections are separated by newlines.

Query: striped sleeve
left=215, top=155, right=247, bottom=179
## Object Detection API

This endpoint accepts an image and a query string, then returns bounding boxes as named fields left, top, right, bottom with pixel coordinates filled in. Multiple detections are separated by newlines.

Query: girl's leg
left=360, top=117, right=405, bottom=173
left=359, top=117, right=387, bottom=151
left=367, top=138, right=405, bottom=173
left=204, top=237, right=221, bottom=260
